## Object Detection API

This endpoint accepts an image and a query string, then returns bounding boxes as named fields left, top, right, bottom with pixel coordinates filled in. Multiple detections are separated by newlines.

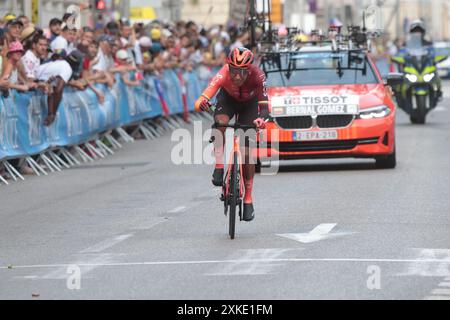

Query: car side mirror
left=385, top=72, right=404, bottom=87
left=434, top=55, right=448, bottom=64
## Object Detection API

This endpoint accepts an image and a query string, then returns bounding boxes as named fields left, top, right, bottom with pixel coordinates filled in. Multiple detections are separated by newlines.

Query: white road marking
left=277, top=223, right=353, bottom=244
left=4, top=257, right=450, bottom=270
left=438, top=282, right=450, bottom=287
left=431, top=288, right=450, bottom=296
left=207, top=249, right=298, bottom=276
left=80, top=234, right=134, bottom=254
left=167, top=206, right=187, bottom=214
left=14, top=275, right=39, bottom=280
left=424, top=296, right=450, bottom=300
left=423, top=278, right=450, bottom=300
left=399, top=248, right=450, bottom=277
left=28, top=234, right=134, bottom=280
left=132, top=218, right=166, bottom=230
left=40, top=254, right=121, bottom=280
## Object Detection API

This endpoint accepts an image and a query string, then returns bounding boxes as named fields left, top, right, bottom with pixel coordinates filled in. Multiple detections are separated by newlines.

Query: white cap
left=162, top=29, right=172, bottom=38
left=116, top=49, right=128, bottom=60
left=220, top=31, right=230, bottom=42
left=139, top=36, right=152, bottom=47
left=210, top=27, right=220, bottom=37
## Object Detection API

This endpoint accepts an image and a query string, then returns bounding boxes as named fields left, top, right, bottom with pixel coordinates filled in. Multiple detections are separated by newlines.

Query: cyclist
left=194, top=47, right=269, bottom=222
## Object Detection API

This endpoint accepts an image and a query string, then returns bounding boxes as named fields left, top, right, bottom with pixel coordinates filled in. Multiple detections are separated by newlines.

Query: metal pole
left=249, top=0, right=257, bottom=48
left=396, top=0, right=400, bottom=39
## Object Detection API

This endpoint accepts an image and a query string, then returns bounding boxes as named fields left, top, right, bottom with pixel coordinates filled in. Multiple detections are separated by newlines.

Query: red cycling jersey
left=197, top=64, right=269, bottom=108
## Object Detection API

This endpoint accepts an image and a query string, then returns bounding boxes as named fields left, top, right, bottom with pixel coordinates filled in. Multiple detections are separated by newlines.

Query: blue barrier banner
left=119, top=73, right=160, bottom=124
left=53, top=88, right=96, bottom=146
left=153, top=76, right=170, bottom=116
left=117, top=73, right=151, bottom=125
left=142, top=75, right=164, bottom=118
left=184, top=71, right=202, bottom=112
left=0, top=69, right=209, bottom=161
left=0, top=92, right=26, bottom=159
left=162, top=69, right=183, bottom=115
left=14, top=91, right=49, bottom=156
left=95, top=83, right=122, bottom=130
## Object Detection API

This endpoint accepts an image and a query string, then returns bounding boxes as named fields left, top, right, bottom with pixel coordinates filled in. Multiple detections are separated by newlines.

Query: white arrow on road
left=277, top=223, right=352, bottom=244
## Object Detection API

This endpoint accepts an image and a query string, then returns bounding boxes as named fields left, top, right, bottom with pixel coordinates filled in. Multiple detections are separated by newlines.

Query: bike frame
left=211, top=121, right=257, bottom=239
left=223, top=134, right=245, bottom=202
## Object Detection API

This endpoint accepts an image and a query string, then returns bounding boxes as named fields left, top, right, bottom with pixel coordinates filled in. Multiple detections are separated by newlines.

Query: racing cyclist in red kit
left=194, top=47, right=269, bottom=222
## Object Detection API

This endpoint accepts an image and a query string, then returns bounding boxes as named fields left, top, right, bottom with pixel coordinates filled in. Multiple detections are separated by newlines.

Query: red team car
left=257, top=44, right=398, bottom=169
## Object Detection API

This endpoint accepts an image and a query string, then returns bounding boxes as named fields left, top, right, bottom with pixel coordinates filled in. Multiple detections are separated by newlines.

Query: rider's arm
left=256, top=70, right=270, bottom=119
left=194, top=65, right=227, bottom=111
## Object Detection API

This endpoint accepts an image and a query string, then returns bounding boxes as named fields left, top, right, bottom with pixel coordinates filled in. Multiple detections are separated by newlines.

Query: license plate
left=293, top=130, right=338, bottom=141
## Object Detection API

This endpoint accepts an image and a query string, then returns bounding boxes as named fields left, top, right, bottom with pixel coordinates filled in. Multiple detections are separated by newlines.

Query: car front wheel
left=375, top=148, right=397, bottom=169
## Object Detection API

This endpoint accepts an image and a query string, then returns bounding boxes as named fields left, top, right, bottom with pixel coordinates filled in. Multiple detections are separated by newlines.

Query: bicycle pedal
left=220, top=194, right=225, bottom=202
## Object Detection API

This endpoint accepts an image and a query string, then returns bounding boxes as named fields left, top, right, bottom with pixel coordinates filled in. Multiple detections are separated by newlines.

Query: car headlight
left=423, top=73, right=435, bottom=82
left=358, top=105, right=391, bottom=120
left=405, top=74, right=418, bottom=83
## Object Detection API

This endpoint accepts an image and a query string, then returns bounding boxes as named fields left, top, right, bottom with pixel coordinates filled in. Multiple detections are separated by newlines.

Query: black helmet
left=410, top=20, right=426, bottom=33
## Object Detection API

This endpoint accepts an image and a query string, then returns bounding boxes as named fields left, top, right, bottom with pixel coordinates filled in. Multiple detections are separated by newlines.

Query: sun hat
left=20, top=25, right=36, bottom=42
left=150, top=28, right=161, bottom=40
left=139, top=36, right=152, bottom=47
left=7, top=41, right=24, bottom=55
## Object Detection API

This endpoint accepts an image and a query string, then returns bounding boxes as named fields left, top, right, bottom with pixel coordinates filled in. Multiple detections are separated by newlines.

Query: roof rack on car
left=246, top=0, right=381, bottom=54
left=245, top=0, right=381, bottom=79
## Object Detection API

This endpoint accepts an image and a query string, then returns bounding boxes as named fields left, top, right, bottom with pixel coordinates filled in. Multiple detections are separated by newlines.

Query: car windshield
left=263, top=51, right=379, bottom=87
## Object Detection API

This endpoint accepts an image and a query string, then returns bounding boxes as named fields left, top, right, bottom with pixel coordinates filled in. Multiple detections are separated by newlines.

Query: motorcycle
left=391, top=35, right=447, bottom=124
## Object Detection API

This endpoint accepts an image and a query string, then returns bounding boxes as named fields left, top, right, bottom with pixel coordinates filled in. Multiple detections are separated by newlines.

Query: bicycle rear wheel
left=228, top=152, right=239, bottom=239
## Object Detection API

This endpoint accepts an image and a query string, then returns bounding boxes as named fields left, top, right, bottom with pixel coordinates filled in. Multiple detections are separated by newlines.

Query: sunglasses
left=229, top=66, right=248, bottom=77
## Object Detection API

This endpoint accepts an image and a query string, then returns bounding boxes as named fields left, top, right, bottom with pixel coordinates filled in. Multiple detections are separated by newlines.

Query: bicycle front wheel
left=228, top=152, right=239, bottom=239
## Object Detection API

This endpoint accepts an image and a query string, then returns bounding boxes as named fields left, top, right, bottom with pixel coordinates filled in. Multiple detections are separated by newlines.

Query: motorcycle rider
left=408, top=20, right=432, bottom=46
left=400, top=20, right=442, bottom=100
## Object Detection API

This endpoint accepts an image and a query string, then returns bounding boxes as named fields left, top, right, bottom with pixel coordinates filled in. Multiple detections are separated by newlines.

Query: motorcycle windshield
left=406, top=34, right=428, bottom=55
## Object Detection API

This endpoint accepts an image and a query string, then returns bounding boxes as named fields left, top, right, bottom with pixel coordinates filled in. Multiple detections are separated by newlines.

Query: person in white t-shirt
left=90, top=35, right=135, bottom=88
left=50, top=24, right=77, bottom=54
left=21, top=34, right=48, bottom=81
left=37, top=50, right=83, bottom=126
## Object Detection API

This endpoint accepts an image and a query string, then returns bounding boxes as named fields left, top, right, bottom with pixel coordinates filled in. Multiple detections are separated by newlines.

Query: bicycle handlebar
left=212, top=123, right=257, bottom=130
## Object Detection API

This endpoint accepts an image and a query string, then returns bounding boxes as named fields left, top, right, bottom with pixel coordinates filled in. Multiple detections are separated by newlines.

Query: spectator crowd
left=0, top=5, right=258, bottom=178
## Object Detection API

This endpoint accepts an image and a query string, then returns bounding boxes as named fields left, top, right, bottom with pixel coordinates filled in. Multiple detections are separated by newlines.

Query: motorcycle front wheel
left=410, top=95, right=427, bottom=124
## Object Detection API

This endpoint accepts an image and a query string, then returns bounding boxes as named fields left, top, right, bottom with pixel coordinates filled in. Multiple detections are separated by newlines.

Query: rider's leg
left=236, top=98, right=258, bottom=221
left=241, top=143, right=256, bottom=221
left=212, top=114, right=229, bottom=169
left=242, top=147, right=255, bottom=205
left=212, top=90, right=235, bottom=186
left=211, top=114, right=229, bottom=186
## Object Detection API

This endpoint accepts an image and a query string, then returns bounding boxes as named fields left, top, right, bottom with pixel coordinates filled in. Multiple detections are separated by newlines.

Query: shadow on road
left=264, top=161, right=379, bottom=173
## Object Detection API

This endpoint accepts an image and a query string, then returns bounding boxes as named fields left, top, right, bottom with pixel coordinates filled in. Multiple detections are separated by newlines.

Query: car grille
left=275, top=116, right=313, bottom=129
left=267, top=138, right=379, bottom=153
left=316, top=115, right=354, bottom=128
left=275, top=115, right=354, bottom=129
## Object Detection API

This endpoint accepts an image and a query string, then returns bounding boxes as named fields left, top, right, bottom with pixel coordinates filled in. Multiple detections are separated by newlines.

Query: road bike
left=210, top=122, right=257, bottom=239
